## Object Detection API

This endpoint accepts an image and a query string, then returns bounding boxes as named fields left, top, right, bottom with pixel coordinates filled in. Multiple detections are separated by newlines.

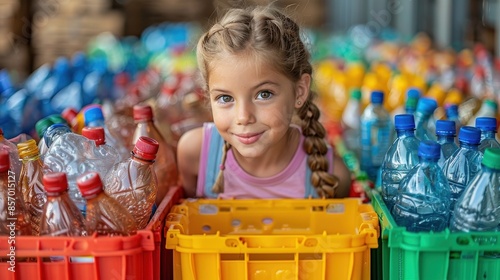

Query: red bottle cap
left=43, top=172, right=69, bottom=193
left=82, top=126, right=106, bottom=146
left=77, top=172, right=103, bottom=198
left=133, top=104, right=154, bottom=121
left=0, top=150, right=10, bottom=172
left=133, top=136, right=159, bottom=161
left=61, top=107, right=78, bottom=124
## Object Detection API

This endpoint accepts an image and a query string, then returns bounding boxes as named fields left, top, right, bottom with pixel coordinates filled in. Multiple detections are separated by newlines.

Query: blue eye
left=257, top=90, right=273, bottom=100
left=215, top=95, right=233, bottom=104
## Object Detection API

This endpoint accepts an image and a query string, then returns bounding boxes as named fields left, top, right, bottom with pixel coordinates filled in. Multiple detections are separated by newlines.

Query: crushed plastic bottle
left=131, top=104, right=178, bottom=204
left=77, top=172, right=137, bottom=236
left=381, top=114, right=420, bottom=211
left=450, top=148, right=500, bottom=232
left=40, top=172, right=87, bottom=237
left=441, top=126, right=483, bottom=212
left=435, top=120, right=459, bottom=167
left=43, top=130, right=120, bottom=213
left=103, top=136, right=159, bottom=229
left=43, top=123, right=72, bottom=149
left=392, top=140, right=451, bottom=232
left=17, top=139, right=47, bottom=235
left=0, top=150, right=32, bottom=236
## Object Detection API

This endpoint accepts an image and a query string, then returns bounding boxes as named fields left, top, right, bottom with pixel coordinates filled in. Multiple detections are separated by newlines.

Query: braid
left=212, top=142, right=231, bottom=194
left=298, top=97, right=339, bottom=198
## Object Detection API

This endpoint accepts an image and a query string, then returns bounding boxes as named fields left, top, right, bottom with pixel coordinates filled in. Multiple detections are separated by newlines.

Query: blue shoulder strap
left=203, top=125, right=224, bottom=198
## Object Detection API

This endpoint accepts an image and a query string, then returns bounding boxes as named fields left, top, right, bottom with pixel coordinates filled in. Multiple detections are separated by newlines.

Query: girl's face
left=208, top=51, right=309, bottom=160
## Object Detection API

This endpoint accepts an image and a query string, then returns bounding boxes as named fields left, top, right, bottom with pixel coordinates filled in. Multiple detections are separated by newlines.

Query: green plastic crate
left=371, top=190, right=500, bottom=280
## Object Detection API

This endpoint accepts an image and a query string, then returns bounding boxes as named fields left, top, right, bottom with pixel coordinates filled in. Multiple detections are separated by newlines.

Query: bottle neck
left=131, top=153, right=155, bottom=165
left=481, top=131, right=497, bottom=139
left=396, top=129, right=416, bottom=138
left=419, top=156, right=440, bottom=164
left=82, top=190, right=104, bottom=201
left=436, top=135, right=456, bottom=144
left=20, top=153, right=41, bottom=164
left=459, top=142, right=479, bottom=150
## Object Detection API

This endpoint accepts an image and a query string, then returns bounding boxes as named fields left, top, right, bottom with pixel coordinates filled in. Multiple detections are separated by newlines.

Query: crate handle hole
left=231, top=219, right=241, bottom=227
left=202, top=225, right=211, bottom=232
left=304, top=238, right=318, bottom=247
left=225, top=239, right=239, bottom=247
left=262, top=218, right=273, bottom=225
left=456, top=236, right=470, bottom=246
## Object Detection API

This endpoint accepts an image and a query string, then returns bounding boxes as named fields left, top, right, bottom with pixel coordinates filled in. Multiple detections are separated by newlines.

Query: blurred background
left=1, top=0, right=498, bottom=79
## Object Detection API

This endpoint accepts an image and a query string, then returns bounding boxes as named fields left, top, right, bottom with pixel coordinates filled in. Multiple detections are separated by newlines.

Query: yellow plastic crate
left=165, top=198, right=379, bottom=280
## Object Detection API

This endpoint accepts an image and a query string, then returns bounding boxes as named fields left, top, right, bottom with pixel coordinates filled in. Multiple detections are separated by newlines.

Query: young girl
left=177, top=5, right=351, bottom=198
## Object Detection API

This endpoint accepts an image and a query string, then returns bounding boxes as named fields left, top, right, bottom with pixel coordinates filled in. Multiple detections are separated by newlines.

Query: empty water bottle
left=441, top=126, right=483, bottom=211
left=360, top=90, right=394, bottom=182
left=77, top=172, right=137, bottom=236
left=445, top=104, right=462, bottom=137
left=341, top=89, right=362, bottom=159
left=0, top=150, right=32, bottom=235
left=103, top=136, right=159, bottom=229
left=404, top=87, right=421, bottom=115
left=40, top=172, right=87, bottom=236
left=392, top=140, right=451, bottom=232
left=17, top=139, right=47, bottom=235
left=381, top=114, right=420, bottom=211
left=131, top=104, right=178, bottom=204
left=450, top=148, right=500, bottom=232
left=414, top=97, right=438, bottom=141
left=43, top=123, right=72, bottom=149
left=476, top=117, right=500, bottom=153
left=435, top=120, right=459, bottom=167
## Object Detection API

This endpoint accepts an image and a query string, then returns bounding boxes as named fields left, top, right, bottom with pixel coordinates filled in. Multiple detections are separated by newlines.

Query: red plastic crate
left=0, top=186, right=183, bottom=280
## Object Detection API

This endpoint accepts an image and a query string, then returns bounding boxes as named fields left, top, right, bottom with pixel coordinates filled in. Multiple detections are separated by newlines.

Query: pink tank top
left=196, top=123, right=334, bottom=199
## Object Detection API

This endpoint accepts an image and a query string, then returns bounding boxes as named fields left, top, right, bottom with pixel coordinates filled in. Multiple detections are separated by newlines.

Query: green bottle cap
left=482, top=148, right=500, bottom=170
left=35, top=118, right=54, bottom=138
left=47, top=114, right=67, bottom=125
left=350, top=89, right=362, bottom=100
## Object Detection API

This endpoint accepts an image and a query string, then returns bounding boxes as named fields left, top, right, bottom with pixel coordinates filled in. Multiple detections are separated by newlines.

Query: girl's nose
left=236, top=101, right=256, bottom=125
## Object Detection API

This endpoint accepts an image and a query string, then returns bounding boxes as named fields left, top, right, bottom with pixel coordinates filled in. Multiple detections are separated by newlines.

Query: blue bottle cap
left=84, top=107, right=105, bottom=125
left=418, top=140, right=441, bottom=159
left=395, top=114, right=415, bottom=130
left=406, top=88, right=421, bottom=99
left=416, top=97, right=438, bottom=115
left=475, top=117, right=497, bottom=132
left=445, top=104, right=459, bottom=118
left=458, top=126, right=481, bottom=144
left=370, top=91, right=384, bottom=104
left=436, top=120, right=456, bottom=136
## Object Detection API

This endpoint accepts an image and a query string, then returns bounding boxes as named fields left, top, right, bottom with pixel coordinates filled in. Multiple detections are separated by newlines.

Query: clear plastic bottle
left=0, top=150, right=32, bottom=236
left=360, top=90, right=394, bottom=182
left=34, top=117, right=54, bottom=159
left=0, top=127, right=22, bottom=182
left=77, top=172, right=137, bottom=236
left=40, top=172, right=87, bottom=236
left=84, top=106, right=130, bottom=161
left=475, top=117, right=500, bottom=153
left=441, top=126, right=483, bottom=211
left=341, top=88, right=362, bottom=160
left=392, top=140, right=451, bottom=232
left=81, top=126, right=121, bottom=161
left=103, top=136, right=159, bottom=229
left=43, top=131, right=120, bottom=213
left=17, top=139, right=47, bottom=235
left=43, top=123, right=72, bottom=149
left=131, top=104, right=178, bottom=204
left=414, top=97, right=438, bottom=141
left=450, top=148, right=500, bottom=232
left=435, top=120, right=459, bottom=167
left=381, top=114, right=420, bottom=211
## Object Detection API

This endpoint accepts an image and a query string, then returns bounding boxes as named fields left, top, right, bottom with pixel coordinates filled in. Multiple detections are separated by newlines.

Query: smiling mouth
left=234, top=132, right=263, bottom=145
